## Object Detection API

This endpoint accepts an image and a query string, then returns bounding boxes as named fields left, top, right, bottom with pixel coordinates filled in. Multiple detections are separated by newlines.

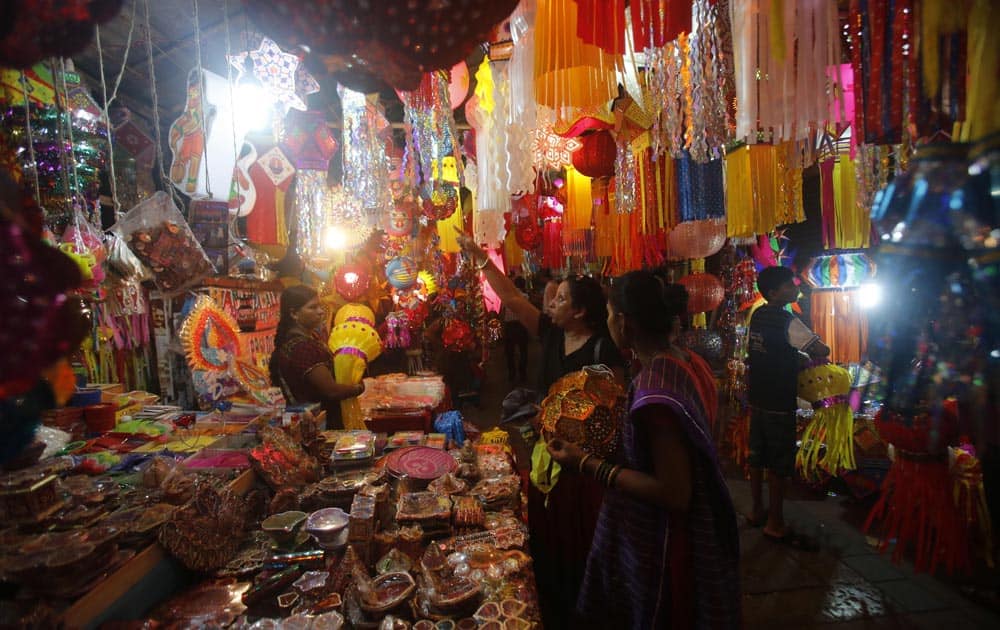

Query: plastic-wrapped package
left=113, top=192, right=215, bottom=293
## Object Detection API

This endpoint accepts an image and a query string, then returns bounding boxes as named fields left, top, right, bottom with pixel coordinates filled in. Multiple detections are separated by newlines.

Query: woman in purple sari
left=548, top=271, right=741, bottom=629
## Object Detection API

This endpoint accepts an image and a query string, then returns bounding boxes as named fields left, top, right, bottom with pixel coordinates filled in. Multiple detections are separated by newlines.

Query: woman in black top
left=455, top=229, right=624, bottom=390
left=456, top=228, right=624, bottom=629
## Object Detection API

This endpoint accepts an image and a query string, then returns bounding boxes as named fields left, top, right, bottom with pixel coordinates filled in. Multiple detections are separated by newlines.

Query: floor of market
left=458, top=338, right=1000, bottom=629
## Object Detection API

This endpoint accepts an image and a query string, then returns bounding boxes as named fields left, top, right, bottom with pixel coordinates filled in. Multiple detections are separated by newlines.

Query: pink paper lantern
left=449, top=61, right=471, bottom=110
left=667, top=219, right=727, bottom=260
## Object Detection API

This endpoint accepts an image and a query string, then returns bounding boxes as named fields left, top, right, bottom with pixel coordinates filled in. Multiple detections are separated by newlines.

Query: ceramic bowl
left=359, top=571, right=416, bottom=614
left=304, top=507, right=349, bottom=548
left=261, top=510, right=308, bottom=544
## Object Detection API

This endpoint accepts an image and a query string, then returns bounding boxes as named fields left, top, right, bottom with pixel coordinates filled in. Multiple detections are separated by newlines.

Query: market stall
left=1, top=0, right=999, bottom=627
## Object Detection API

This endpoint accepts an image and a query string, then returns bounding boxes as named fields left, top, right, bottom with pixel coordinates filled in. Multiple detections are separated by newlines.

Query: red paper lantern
left=334, top=263, right=371, bottom=301
left=571, top=131, right=616, bottom=178
left=667, top=219, right=727, bottom=260
left=678, top=273, right=725, bottom=313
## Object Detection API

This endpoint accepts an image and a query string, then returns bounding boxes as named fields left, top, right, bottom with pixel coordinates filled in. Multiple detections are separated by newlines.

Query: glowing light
left=343, top=271, right=359, bottom=284
left=324, top=226, right=348, bottom=251
left=858, top=283, right=883, bottom=309
left=234, top=81, right=274, bottom=131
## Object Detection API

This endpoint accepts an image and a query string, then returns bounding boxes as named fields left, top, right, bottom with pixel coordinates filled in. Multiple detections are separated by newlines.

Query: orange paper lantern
left=678, top=273, right=724, bottom=313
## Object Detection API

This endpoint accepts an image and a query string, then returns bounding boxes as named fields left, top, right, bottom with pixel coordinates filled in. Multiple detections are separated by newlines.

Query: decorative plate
left=386, top=446, right=457, bottom=480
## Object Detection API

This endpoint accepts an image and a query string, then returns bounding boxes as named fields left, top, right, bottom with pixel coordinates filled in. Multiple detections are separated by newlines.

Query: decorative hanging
left=339, top=85, right=393, bottom=218
left=532, top=108, right=583, bottom=170
left=470, top=60, right=511, bottom=247
left=573, top=0, right=691, bottom=55
left=398, top=71, right=464, bottom=211
left=666, top=218, right=727, bottom=260
left=677, top=272, right=724, bottom=314
left=802, top=253, right=876, bottom=290
left=242, top=0, right=518, bottom=91
left=533, top=0, right=618, bottom=111
left=227, top=37, right=312, bottom=113
left=613, top=137, right=637, bottom=214
left=506, top=0, right=539, bottom=195
left=795, top=362, right=857, bottom=481
left=731, top=0, right=842, bottom=143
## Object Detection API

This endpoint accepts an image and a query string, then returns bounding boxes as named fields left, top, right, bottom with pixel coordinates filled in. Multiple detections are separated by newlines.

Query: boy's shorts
left=747, top=407, right=797, bottom=478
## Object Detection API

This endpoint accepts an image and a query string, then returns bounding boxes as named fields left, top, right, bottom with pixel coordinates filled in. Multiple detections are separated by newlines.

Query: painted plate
left=386, top=445, right=457, bottom=480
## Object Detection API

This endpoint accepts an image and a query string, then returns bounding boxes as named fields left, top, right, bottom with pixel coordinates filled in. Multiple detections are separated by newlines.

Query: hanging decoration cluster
left=338, top=84, right=393, bottom=218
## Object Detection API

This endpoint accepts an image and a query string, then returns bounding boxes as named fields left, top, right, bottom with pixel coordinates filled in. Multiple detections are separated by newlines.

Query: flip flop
left=763, top=530, right=820, bottom=552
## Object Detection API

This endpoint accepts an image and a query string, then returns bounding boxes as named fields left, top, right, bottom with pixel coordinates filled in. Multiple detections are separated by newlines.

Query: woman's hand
left=547, top=438, right=586, bottom=471
left=453, top=226, right=487, bottom=266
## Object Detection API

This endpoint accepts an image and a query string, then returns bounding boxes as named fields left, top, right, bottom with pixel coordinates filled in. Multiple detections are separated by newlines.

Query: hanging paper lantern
left=334, top=303, right=375, bottom=328
left=448, top=61, right=471, bottom=110
left=667, top=218, right=728, bottom=260
left=441, top=318, right=475, bottom=352
left=795, top=362, right=856, bottom=481
left=334, top=264, right=371, bottom=301
left=571, top=131, right=616, bottom=178
left=385, top=256, right=419, bottom=290
left=515, top=220, right=542, bottom=251
left=678, top=273, right=725, bottom=313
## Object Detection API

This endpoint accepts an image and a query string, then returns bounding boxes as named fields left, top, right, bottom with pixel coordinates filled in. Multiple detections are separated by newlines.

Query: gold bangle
left=607, top=465, right=623, bottom=488
left=475, top=256, right=489, bottom=271
left=578, top=453, right=594, bottom=474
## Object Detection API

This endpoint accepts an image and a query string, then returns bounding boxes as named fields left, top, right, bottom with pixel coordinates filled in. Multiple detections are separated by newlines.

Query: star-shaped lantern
left=532, top=122, right=582, bottom=170
left=228, top=37, right=316, bottom=112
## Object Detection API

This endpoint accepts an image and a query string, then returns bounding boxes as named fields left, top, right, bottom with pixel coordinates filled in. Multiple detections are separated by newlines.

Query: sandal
left=763, top=530, right=820, bottom=552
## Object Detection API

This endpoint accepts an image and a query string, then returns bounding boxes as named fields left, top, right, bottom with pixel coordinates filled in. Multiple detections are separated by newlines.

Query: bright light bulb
left=858, top=283, right=883, bottom=309
left=324, top=226, right=347, bottom=251
left=235, top=81, right=273, bottom=130
left=343, top=271, right=359, bottom=284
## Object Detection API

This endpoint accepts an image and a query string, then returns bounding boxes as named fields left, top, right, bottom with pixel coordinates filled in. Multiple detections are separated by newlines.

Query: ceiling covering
left=69, top=0, right=488, bottom=142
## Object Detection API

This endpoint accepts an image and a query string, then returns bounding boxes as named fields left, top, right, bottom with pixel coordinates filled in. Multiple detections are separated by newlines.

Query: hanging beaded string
left=95, top=24, right=121, bottom=217
left=48, top=57, right=86, bottom=228
left=141, top=0, right=183, bottom=208
left=190, top=0, right=211, bottom=198
left=17, top=72, right=43, bottom=209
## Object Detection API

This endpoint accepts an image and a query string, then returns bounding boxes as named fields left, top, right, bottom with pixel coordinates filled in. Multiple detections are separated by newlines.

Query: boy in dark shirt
left=747, top=266, right=829, bottom=549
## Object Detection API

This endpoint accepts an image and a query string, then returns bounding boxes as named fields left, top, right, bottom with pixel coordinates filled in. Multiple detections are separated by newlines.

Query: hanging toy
left=441, top=318, right=475, bottom=352
left=383, top=311, right=411, bottom=349
left=795, top=361, right=856, bottom=481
